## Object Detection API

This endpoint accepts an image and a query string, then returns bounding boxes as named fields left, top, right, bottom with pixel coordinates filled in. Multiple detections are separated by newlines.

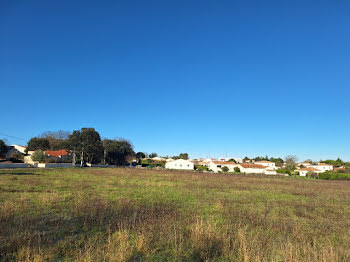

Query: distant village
left=0, top=142, right=347, bottom=177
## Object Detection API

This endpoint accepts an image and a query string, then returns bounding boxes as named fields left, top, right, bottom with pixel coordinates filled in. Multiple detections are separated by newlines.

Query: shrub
left=234, top=167, right=240, bottom=173
left=196, top=165, right=208, bottom=172
left=32, top=150, right=47, bottom=163
left=319, top=171, right=350, bottom=180
left=221, top=166, right=229, bottom=172
left=9, top=153, right=24, bottom=163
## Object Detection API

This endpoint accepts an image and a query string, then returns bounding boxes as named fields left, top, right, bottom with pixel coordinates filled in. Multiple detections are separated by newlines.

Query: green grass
left=0, top=168, right=350, bottom=261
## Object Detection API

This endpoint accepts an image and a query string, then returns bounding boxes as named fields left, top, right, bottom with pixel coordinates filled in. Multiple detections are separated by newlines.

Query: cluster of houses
left=0, top=145, right=338, bottom=176
left=161, top=157, right=335, bottom=176
left=0, top=145, right=71, bottom=168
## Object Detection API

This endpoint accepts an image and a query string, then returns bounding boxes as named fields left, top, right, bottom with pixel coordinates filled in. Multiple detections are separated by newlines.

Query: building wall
left=239, top=166, right=266, bottom=174
left=165, top=159, right=194, bottom=170
left=0, top=163, right=29, bottom=169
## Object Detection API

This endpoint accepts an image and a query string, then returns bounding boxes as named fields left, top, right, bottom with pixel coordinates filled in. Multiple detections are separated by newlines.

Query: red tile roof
left=212, top=161, right=237, bottom=165
left=240, top=163, right=266, bottom=169
left=45, top=150, right=69, bottom=157
left=299, top=167, right=320, bottom=172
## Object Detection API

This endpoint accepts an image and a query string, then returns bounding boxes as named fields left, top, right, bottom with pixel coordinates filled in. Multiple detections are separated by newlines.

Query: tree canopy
left=0, top=140, right=7, bottom=156
left=103, top=139, right=135, bottom=165
left=27, top=137, right=50, bottom=151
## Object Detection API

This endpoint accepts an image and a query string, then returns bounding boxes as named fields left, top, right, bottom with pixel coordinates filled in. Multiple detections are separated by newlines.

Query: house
left=165, top=159, right=194, bottom=170
left=254, top=160, right=276, bottom=169
left=45, top=149, right=69, bottom=158
left=238, top=163, right=267, bottom=174
left=298, top=167, right=322, bottom=177
left=208, top=161, right=238, bottom=172
left=297, top=162, right=313, bottom=168
left=314, top=163, right=333, bottom=172
left=265, top=168, right=277, bottom=175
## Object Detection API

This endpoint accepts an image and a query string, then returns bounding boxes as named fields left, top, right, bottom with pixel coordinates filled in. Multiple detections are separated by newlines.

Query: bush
left=196, top=165, right=209, bottom=172
left=234, top=167, right=240, bottom=173
left=9, top=153, right=24, bottom=163
left=319, top=171, right=350, bottom=180
left=221, top=166, right=229, bottom=172
left=32, top=150, right=47, bottom=163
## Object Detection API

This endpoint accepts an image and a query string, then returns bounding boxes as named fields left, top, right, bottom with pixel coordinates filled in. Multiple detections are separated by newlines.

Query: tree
left=179, top=153, right=189, bottom=160
left=67, top=128, right=104, bottom=166
left=149, top=153, right=158, bottom=158
left=269, top=157, right=284, bottom=167
left=103, top=139, right=135, bottom=165
left=27, top=137, right=50, bottom=151
left=234, top=167, right=241, bottom=173
left=32, top=150, right=47, bottom=163
left=135, top=152, right=146, bottom=164
left=285, top=155, right=298, bottom=169
left=0, top=140, right=7, bottom=156
left=228, top=158, right=237, bottom=163
left=40, top=130, right=71, bottom=140
left=222, top=166, right=229, bottom=172
left=80, top=128, right=104, bottom=164
left=243, top=156, right=250, bottom=162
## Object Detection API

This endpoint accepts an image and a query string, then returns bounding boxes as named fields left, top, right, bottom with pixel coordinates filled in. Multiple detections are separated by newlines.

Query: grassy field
left=0, top=168, right=350, bottom=261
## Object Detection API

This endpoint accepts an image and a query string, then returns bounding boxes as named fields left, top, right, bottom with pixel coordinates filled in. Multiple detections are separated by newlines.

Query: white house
left=314, top=163, right=333, bottom=172
left=165, top=159, right=194, bottom=170
left=265, top=168, right=277, bottom=175
left=254, top=160, right=276, bottom=169
left=238, top=163, right=267, bottom=174
left=298, top=167, right=323, bottom=177
left=208, top=161, right=238, bottom=173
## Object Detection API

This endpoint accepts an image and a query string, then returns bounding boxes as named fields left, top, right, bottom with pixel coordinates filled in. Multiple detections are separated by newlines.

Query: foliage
left=135, top=152, right=146, bottom=164
left=149, top=153, right=158, bottom=158
left=27, top=137, right=50, bottom=151
left=0, top=140, right=7, bottom=156
left=321, top=158, right=344, bottom=167
left=31, top=150, right=47, bottom=163
left=141, top=159, right=165, bottom=167
left=221, top=166, right=229, bottom=172
left=9, top=153, right=24, bottom=163
left=178, top=153, right=189, bottom=160
left=195, top=165, right=209, bottom=172
left=67, top=128, right=104, bottom=164
left=269, top=157, right=284, bottom=167
left=285, top=155, right=298, bottom=169
left=228, top=158, right=237, bottom=163
left=234, top=166, right=241, bottom=173
left=319, top=171, right=350, bottom=180
left=103, top=139, right=135, bottom=166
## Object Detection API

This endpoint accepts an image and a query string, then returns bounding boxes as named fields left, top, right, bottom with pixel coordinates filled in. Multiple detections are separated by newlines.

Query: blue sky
left=1, top=0, right=349, bottom=161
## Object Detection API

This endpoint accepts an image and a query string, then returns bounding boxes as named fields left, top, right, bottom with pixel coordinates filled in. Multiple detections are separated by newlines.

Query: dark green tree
left=135, top=152, right=146, bottom=164
left=0, top=140, right=7, bottom=156
left=222, top=166, right=229, bottom=172
left=67, top=128, right=104, bottom=166
left=27, top=137, right=50, bottom=151
left=149, top=153, right=158, bottom=158
left=103, top=139, right=135, bottom=166
left=179, top=153, right=189, bottom=160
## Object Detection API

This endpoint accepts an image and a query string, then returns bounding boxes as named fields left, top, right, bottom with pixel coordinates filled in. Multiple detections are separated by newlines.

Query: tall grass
left=0, top=168, right=349, bottom=261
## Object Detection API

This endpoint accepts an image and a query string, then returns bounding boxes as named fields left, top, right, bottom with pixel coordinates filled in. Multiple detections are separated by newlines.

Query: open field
left=0, top=168, right=350, bottom=261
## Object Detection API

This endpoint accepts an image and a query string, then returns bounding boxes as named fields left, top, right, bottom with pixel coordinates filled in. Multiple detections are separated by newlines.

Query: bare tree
left=285, top=155, right=298, bottom=168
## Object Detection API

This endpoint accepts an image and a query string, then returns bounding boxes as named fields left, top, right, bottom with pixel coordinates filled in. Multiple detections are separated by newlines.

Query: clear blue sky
left=1, top=0, right=349, bottom=161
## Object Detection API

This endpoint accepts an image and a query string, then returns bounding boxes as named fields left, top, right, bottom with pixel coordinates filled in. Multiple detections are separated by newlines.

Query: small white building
left=265, top=168, right=277, bottom=175
left=298, top=167, right=323, bottom=177
left=254, top=160, right=276, bottom=169
left=314, top=163, right=333, bottom=172
left=165, top=159, right=194, bottom=170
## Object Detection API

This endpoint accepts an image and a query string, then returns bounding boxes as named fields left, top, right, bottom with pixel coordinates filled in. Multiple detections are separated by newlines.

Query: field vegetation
left=0, top=168, right=350, bottom=261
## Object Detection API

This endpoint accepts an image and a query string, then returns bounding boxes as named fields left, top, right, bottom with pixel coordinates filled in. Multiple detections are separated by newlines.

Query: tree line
left=26, top=128, right=135, bottom=166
